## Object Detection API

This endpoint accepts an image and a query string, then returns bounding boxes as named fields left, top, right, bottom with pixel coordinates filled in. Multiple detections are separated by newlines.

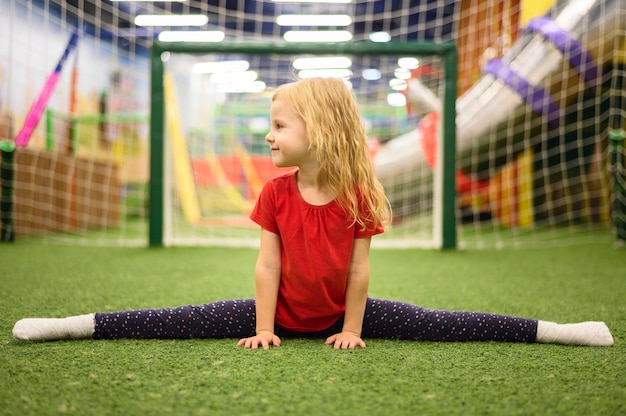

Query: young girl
left=13, top=78, right=613, bottom=348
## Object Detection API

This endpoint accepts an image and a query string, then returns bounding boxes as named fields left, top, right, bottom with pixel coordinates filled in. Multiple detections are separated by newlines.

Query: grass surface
left=1, top=240, right=625, bottom=415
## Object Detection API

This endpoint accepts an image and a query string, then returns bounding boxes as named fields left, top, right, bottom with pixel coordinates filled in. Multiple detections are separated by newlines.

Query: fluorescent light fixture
left=210, top=70, right=258, bottom=84
left=135, top=14, right=208, bottom=27
left=193, top=60, right=250, bottom=74
left=394, top=67, right=412, bottom=80
left=387, top=93, right=406, bottom=107
left=217, top=81, right=267, bottom=94
left=369, top=31, right=391, bottom=42
left=389, top=78, right=407, bottom=91
left=276, top=14, right=352, bottom=26
left=158, top=31, right=225, bottom=42
left=362, top=68, right=381, bottom=81
left=248, top=117, right=270, bottom=133
left=398, top=57, right=420, bottom=69
left=284, top=30, right=352, bottom=42
left=292, top=56, right=351, bottom=70
left=298, top=68, right=352, bottom=79
left=272, top=0, right=352, bottom=3
left=112, top=1, right=185, bottom=2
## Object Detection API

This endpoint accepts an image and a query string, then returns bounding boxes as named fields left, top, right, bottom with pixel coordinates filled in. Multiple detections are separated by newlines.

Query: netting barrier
left=1, top=0, right=624, bottom=249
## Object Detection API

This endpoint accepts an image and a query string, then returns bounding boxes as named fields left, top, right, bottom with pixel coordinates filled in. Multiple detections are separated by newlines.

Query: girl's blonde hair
left=272, top=77, right=391, bottom=230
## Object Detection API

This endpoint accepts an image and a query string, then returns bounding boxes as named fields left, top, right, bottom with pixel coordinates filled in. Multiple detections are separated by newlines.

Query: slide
left=164, top=74, right=202, bottom=224
left=375, top=0, right=623, bottom=189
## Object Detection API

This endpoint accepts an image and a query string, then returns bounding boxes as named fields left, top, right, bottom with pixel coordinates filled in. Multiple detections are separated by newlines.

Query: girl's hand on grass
left=325, top=332, right=366, bottom=350
left=237, top=331, right=281, bottom=350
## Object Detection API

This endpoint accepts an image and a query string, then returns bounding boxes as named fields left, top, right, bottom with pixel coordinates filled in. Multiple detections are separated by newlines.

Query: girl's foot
left=536, top=321, right=614, bottom=346
left=13, top=314, right=95, bottom=342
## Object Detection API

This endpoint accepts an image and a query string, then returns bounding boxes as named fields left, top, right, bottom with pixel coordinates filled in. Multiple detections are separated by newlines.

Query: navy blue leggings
left=93, top=298, right=537, bottom=343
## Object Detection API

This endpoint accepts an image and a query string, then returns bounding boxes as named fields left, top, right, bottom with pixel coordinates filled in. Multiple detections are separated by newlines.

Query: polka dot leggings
left=93, top=298, right=537, bottom=343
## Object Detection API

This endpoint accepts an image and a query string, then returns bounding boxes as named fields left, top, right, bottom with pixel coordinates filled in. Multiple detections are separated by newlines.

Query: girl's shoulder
left=265, top=169, right=297, bottom=188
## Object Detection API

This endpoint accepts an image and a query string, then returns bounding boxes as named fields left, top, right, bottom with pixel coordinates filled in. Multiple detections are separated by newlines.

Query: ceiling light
left=248, top=117, right=270, bottom=133
left=112, top=1, right=185, bottom=2
left=298, top=68, right=352, bottom=79
left=394, top=68, right=412, bottom=80
left=158, top=31, right=225, bottom=42
left=362, top=68, right=382, bottom=81
left=387, top=93, right=406, bottom=107
left=389, top=78, right=407, bottom=91
left=193, top=60, right=250, bottom=74
left=284, top=30, right=352, bottom=42
left=272, top=0, right=352, bottom=3
left=217, top=81, right=267, bottom=94
left=398, top=57, right=420, bottom=69
left=210, top=71, right=258, bottom=84
left=369, top=31, right=391, bottom=42
left=292, top=56, right=352, bottom=70
left=135, top=15, right=208, bottom=27
left=276, top=14, right=352, bottom=26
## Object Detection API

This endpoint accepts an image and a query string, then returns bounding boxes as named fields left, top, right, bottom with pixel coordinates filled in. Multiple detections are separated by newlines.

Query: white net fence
left=0, top=0, right=623, bottom=249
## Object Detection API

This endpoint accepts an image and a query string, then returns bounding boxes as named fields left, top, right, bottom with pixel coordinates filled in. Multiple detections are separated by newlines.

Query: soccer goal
left=149, top=40, right=458, bottom=249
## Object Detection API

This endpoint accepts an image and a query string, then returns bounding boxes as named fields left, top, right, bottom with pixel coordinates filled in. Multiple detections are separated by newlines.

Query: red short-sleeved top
left=250, top=170, right=384, bottom=332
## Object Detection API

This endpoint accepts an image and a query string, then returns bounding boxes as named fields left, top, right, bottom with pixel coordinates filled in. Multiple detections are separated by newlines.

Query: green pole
left=0, top=140, right=16, bottom=242
left=609, top=129, right=625, bottom=247
left=152, top=40, right=456, bottom=57
left=441, top=45, right=458, bottom=250
left=46, top=109, right=54, bottom=151
left=70, top=117, right=78, bottom=156
left=149, top=47, right=165, bottom=247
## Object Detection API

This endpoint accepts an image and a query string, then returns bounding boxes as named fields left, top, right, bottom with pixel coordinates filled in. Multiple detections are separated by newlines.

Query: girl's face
left=266, top=98, right=311, bottom=168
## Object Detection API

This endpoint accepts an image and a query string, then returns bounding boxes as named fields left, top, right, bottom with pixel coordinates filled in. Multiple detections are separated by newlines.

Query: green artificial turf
left=1, top=240, right=624, bottom=415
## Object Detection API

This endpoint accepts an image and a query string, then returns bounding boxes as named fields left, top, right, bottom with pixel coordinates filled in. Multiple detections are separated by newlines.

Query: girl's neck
left=295, top=167, right=318, bottom=188
left=296, top=170, right=336, bottom=206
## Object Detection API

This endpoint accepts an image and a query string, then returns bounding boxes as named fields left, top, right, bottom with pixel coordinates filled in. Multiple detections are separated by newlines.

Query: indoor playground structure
left=374, top=0, right=625, bottom=246
left=0, top=0, right=624, bottom=249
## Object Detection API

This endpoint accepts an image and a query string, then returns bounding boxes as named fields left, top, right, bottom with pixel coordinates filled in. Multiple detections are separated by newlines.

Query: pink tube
left=14, top=73, right=61, bottom=147
left=14, top=32, right=79, bottom=147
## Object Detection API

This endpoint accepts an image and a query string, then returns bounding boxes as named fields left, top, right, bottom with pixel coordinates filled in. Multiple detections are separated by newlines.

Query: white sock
left=536, top=321, right=614, bottom=346
left=12, top=314, right=95, bottom=342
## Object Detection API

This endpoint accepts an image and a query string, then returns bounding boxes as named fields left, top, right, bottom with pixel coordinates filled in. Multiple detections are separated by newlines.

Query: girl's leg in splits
left=13, top=299, right=257, bottom=341
left=94, top=299, right=257, bottom=340
left=360, top=298, right=613, bottom=346
left=361, top=298, right=536, bottom=343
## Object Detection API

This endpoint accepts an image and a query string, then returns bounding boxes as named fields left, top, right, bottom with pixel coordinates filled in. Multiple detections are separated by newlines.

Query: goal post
left=149, top=40, right=457, bottom=249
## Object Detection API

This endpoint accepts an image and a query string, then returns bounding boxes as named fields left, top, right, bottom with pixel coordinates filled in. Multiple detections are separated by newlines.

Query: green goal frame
left=149, top=40, right=457, bottom=249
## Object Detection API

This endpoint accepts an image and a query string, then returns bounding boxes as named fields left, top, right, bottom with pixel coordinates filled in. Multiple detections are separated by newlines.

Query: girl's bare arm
left=237, top=228, right=282, bottom=350
left=326, top=237, right=372, bottom=349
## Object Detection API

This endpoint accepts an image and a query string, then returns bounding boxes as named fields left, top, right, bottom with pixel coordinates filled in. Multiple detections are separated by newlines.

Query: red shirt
left=250, top=171, right=383, bottom=332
